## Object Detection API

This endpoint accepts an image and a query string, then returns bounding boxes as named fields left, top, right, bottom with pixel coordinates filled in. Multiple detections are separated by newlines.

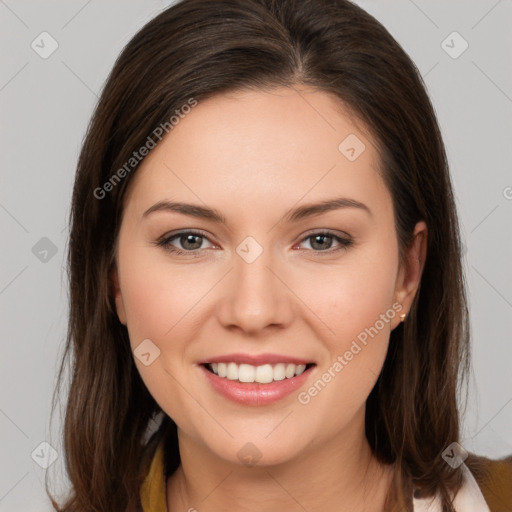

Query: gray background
left=1, top=0, right=511, bottom=510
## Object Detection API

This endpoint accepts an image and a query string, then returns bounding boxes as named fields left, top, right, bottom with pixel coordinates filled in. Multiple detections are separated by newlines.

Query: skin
left=112, top=85, right=427, bottom=512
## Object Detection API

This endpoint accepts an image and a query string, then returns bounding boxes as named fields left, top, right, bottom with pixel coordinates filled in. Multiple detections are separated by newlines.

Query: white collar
left=412, top=463, right=490, bottom=512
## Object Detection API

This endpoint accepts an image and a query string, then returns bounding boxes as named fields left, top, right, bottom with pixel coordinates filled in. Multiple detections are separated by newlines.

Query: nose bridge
left=218, top=235, right=292, bottom=333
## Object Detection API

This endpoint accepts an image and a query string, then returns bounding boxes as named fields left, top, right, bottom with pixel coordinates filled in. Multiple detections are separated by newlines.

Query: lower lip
left=200, top=364, right=315, bottom=406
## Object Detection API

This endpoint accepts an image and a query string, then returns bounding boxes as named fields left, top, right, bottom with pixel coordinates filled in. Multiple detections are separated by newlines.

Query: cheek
left=116, top=240, right=213, bottom=403
left=304, top=244, right=398, bottom=344
left=121, top=271, right=171, bottom=347
left=118, top=244, right=204, bottom=345
left=117, top=248, right=200, bottom=421
left=296, top=244, right=398, bottom=408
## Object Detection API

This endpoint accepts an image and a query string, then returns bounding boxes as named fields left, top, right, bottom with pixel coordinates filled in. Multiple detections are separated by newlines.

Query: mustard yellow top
left=140, top=438, right=167, bottom=512
left=140, top=438, right=512, bottom=512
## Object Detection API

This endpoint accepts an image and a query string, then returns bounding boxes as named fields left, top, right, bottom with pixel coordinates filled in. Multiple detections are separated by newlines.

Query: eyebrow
left=142, top=197, right=372, bottom=224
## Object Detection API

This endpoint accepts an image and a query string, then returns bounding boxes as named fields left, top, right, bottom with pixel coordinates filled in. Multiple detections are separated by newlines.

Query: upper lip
left=199, top=353, right=315, bottom=366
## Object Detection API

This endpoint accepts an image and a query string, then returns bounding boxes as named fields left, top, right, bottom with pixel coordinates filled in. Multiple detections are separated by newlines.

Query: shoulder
left=466, top=452, right=512, bottom=511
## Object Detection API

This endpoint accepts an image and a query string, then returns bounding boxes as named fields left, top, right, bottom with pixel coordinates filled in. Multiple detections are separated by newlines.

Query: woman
left=47, top=0, right=512, bottom=511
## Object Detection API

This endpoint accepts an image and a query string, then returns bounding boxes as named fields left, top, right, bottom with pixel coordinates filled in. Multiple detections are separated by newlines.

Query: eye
left=155, top=230, right=214, bottom=256
left=296, top=231, right=353, bottom=254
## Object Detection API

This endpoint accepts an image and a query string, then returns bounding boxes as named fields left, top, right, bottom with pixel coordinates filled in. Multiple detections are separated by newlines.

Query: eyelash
left=155, top=229, right=353, bottom=257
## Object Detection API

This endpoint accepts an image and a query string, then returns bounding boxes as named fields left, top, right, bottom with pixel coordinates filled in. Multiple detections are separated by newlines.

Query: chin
left=202, top=433, right=309, bottom=469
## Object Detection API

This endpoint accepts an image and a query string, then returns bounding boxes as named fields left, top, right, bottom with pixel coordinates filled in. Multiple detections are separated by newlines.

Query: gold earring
left=399, top=313, right=406, bottom=323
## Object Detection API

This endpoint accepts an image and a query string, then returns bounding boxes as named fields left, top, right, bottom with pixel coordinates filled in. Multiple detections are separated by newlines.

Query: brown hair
left=47, top=0, right=474, bottom=510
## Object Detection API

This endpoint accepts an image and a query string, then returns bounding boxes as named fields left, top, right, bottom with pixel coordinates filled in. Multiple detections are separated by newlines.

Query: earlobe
left=392, top=221, right=428, bottom=328
left=111, top=269, right=127, bottom=326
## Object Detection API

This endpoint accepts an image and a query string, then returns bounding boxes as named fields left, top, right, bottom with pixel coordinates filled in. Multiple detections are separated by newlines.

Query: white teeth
left=207, top=362, right=311, bottom=383
left=238, top=363, right=255, bottom=382
left=255, top=364, right=273, bottom=383
left=273, top=363, right=286, bottom=381
left=285, top=363, right=296, bottom=378
left=295, top=364, right=306, bottom=376
left=226, top=362, right=238, bottom=380
left=217, top=362, right=227, bottom=377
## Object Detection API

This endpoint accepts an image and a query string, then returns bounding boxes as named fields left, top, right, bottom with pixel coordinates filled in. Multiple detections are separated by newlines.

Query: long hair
left=47, top=0, right=472, bottom=510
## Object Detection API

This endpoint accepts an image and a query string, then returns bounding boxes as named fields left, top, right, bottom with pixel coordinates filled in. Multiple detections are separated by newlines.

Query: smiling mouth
left=202, top=362, right=316, bottom=384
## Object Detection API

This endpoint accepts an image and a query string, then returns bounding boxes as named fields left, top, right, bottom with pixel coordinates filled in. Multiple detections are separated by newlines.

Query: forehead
left=123, top=86, right=390, bottom=225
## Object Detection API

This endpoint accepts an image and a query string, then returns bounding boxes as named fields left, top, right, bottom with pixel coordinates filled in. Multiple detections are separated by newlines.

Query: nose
left=216, top=244, right=294, bottom=336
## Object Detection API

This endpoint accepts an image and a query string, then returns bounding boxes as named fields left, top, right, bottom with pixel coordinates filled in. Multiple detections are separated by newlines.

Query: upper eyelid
left=160, top=229, right=214, bottom=245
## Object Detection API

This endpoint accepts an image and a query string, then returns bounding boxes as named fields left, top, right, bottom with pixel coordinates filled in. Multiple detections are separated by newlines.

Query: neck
left=166, top=415, right=395, bottom=512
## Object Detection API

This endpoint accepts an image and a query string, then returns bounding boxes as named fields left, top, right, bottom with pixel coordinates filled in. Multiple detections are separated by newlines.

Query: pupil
left=183, top=234, right=201, bottom=250
left=312, top=234, right=331, bottom=250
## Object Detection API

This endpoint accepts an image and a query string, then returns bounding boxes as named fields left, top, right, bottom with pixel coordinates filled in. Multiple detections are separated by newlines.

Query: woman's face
left=113, top=86, right=426, bottom=467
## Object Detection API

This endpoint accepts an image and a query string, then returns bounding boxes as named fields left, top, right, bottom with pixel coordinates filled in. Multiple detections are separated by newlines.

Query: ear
left=391, top=220, right=428, bottom=330
left=111, top=267, right=127, bottom=326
